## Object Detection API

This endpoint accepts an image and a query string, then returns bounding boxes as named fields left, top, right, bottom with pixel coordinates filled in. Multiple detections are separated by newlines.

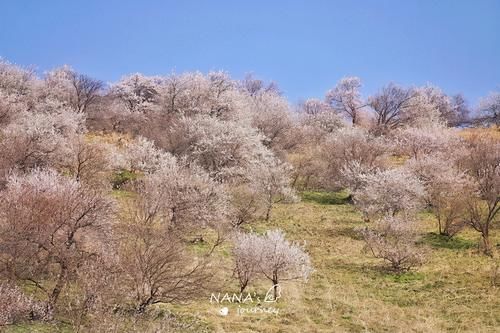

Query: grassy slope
left=192, top=192, right=499, bottom=333
left=4, top=191, right=499, bottom=333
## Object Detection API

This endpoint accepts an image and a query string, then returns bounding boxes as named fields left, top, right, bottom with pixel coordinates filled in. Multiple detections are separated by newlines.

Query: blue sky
left=1, top=0, right=499, bottom=105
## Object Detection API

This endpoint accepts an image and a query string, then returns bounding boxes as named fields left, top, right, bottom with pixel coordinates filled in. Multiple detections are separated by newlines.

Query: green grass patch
left=385, top=271, right=425, bottom=283
left=422, top=232, right=476, bottom=250
left=300, top=190, right=351, bottom=205
left=111, top=169, right=138, bottom=189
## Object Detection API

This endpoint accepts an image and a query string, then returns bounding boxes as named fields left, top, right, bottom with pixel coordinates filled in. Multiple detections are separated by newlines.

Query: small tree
left=233, top=229, right=313, bottom=298
left=117, top=210, right=211, bottom=313
left=232, top=232, right=262, bottom=292
left=361, top=216, right=426, bottom=272
left=251, top=157, right=297, bottom=221
left=259, top=230, right=313, bottom=298
left=232, top=230, right=312, bottom=297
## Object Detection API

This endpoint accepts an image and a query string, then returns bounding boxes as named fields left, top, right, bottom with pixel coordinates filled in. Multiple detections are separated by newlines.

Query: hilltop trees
left=44, top=66, right=103, bottom=114
left=326, top=76, right=365, bottom=125
left=368, top=83, right=414, bottom=133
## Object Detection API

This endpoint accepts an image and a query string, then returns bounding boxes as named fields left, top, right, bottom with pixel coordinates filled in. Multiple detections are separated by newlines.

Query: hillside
left=5, top=191, right=499, bottom=333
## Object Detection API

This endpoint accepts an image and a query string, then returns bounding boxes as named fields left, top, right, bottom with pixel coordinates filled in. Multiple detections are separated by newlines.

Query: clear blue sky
left=1, top=0, right=499, bottom=105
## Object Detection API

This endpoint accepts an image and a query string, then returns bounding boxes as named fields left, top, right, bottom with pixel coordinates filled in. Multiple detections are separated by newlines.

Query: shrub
left=361, top=215, right=426, bottom=272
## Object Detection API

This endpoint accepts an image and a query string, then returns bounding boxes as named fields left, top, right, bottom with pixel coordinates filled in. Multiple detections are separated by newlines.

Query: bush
left=361, top=216, right=426, bottom=272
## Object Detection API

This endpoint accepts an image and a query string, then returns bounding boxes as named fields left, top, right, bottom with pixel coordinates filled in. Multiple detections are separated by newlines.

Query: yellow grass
left=5, top=191, right=500, bottom=332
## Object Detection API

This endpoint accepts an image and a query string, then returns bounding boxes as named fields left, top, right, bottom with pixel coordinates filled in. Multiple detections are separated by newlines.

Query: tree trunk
left=265, top=205, right=272, bottom=222
left=265, top=194, right=272, bottom=221
left=47, top=263, right=68, bottom=316
left=240, top=280, right=248, bottom=293
left=272, top=273, right=279, bottom=299
left=481, top=229, right=493, bottom=256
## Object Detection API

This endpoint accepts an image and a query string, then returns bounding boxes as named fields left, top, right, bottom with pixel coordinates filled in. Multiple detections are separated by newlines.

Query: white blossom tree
left=352, top=167, right=426, bottom=219
left=0, top=99, right=85, bottom=178
left=232, top=232, right=262, bottom=292
left=250, top=157, right=298, bottom=221
left=111, top=73, right=163, bottom=113
left=326, top=76, right=365, bottom=125
left=232, top=229, right=312, bottom=297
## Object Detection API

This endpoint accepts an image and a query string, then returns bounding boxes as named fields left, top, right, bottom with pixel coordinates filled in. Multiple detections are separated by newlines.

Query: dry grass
left=4, top=191, right=499, bottom=332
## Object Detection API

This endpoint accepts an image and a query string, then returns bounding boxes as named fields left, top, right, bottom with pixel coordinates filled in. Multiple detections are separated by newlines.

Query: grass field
left=4, top=191, right=499, bottom=333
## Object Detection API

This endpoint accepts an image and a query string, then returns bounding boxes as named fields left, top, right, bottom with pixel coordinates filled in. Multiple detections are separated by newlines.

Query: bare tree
left=239, top=73, right=281, bottom=97
left=44, top=66, right=103, bottom=113
left=116, top=158, right=228, bottom=313
left=117, top=209, right=212, bottom=313
left=368, top=83, right=414, bottom=133
left=0, top=169, right=115, bottom=313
